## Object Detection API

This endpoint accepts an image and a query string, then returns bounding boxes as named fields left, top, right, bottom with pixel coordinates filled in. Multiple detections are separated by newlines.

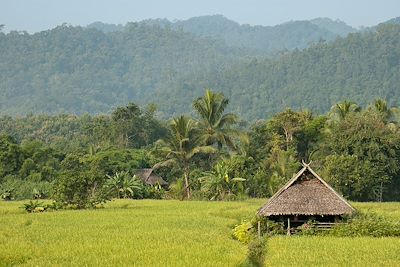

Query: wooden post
left=287, top=217, right=291, bottom=236
left=257, top=221, right=261, bottom=239
left=266, top=220, right=269, bottom=235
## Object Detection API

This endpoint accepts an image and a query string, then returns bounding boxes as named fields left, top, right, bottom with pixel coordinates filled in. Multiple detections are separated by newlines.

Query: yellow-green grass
left=266, top=236, right=400, bottom=267
left=264, top=202, right=400, bottom=267
left=0, top=199, right=262, bottom=267
left=352, top=202, right=400, bottom=219
left=1, top=200, right=400, bottom=267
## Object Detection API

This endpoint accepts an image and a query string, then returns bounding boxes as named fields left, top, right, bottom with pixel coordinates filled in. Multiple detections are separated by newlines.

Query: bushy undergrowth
left=0, top=179, right=52, bottom=200
left=329, top=211, right=400, bottom=237
left=256, top=217, right=286, bottom=236
left=247, top=237, right=267, bottom=267
left=233, top=219, right=269, bottom=267
left=240, top=211, right=400, bottom=238
left=232, top=221, right=253, bottom=244
left=22, top=200, right=63, bottom=213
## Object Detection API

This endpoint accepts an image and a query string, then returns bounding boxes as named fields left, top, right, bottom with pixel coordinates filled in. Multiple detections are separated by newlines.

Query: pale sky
left=1, top=0, right=399, bottom=33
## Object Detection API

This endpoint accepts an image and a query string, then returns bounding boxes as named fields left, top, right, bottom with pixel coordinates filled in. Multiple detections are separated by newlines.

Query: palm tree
left=371, top=98, right=399, bottom=123
left=154, top=116, right=215, bottom=199
left=328, top=100, right=361, bottom=122
left=192, top=89, right=239, bottom=150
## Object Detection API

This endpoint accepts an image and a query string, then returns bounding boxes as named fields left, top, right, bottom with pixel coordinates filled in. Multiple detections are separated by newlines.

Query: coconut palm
left=154, top=116, right=215, bottom=199
left=371, top=98, right=399, bottom=123
left=328, top=100, right=361, bottom=123
left=192, top=89, right=239, bottom=150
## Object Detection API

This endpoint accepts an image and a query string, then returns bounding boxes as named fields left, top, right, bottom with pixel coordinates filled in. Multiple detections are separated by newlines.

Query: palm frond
left=153, top=158, right=178, bottom=169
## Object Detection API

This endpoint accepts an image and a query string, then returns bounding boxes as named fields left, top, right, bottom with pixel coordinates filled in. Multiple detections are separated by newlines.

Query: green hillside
left=1, top=20, right=400, bottom=120
left=157, top=24, right=400, bottom=119
left=0, top=23, right=246, bottom=115
left=310, top=17, right=357, bottom=35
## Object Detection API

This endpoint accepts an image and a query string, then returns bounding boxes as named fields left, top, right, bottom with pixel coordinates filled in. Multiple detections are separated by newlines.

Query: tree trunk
left=183, top=164, right=191, bottom=199
left=125, top=133, right=129, bottom=148
left=284, top=128, right=290, bottom=150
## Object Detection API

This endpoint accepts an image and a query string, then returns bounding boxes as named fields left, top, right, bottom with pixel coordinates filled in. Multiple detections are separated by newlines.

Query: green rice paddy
left=0, top=200, right=399, bottom=266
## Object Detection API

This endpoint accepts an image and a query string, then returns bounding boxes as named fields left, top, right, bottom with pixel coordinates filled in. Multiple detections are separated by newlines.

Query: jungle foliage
left=1, top=90, right=400, bottom=204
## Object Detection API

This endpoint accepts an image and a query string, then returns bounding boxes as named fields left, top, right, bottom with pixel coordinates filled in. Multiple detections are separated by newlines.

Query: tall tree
left=111, top=103, right=166, bottom=148
left=154, top=116, right=215, bottom=199
left=268, top=108, right=309, bottom=150
left=324, top=111, right=400, bottom=201
left=192, top=89, right=239, bottom=150
left=111, top=103, right=142, bottom=148
left=0, top=134, right=23, bottom=181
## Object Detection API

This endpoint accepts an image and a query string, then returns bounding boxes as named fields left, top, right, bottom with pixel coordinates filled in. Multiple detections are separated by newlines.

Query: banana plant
left=105, top=171, right=143, bottom=199
left=199, top=161, right=245, bottom=200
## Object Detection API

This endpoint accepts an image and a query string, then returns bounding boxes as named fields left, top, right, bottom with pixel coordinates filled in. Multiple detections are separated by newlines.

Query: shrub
left=166, top=178, right=186, bottom=200
left=23, top=200, right=46, bottom=213
left=22, top=200, right=64, bottom=213
left=247, top=237, right=267, bottom=267
left=256, top=217, right=286, bottom=236
left=232, top=221, right=253, bottom=244
left=145, top=184, right=165, bottom=199
left=0, top=186, right=14, bottom=200
left=1, top=178, right=53, bottom=200
left=297, top=219, right=318, bottom=236
left=45, top=201, right=64, bottom=211
left=330, top=211, right=400, bottom=237
left=32, top=188, right=44, bottom=199
left=53, top=154, right=110, bottom=209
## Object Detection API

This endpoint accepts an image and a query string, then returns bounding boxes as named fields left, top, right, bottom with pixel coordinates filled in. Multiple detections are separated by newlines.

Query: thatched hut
left=257, top=162, right=354, bottom=231
left=134, top=168, right=168, bottom=186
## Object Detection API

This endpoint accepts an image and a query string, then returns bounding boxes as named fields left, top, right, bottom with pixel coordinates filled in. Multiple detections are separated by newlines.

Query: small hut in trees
left=134, top=168, right=168, bottom=186
left=257, top=162, right=354, bottom=233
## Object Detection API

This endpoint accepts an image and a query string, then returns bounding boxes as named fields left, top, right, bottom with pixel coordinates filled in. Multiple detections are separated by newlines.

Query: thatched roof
left=134, top=169, right=168, bottom=186
left=258, top=162, right=355, bottom=216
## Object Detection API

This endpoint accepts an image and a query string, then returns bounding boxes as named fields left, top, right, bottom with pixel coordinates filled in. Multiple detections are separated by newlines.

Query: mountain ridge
left=88, top=15, right=356, bottom=52
left=0, top=16, right=399, bottom=120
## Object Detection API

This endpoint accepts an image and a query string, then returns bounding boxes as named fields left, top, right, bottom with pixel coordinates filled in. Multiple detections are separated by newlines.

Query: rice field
left=266, top=236, right=400, bottom=267
left=0, top=199, right=399, bottom=267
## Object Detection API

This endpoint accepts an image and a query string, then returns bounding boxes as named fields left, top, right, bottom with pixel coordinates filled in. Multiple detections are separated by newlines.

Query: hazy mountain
left=310, top=17, right=357, bottom=35
left=383, top=17, right=400, bottom=25
left=154, top=24, right=400, bottom=119
left=167, top=15, right=338, bottom=51
left=86, top=22, right=124, bottom=33
left=90, top=15, right=356, bottom=53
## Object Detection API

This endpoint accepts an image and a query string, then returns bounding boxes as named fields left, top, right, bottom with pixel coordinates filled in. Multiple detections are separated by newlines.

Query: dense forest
left=167, top=23, right=400, bottom=119
left=1, top=91, right=400, bottom=205
left=0, top=22, right=246, bottom=115
left=1, top=15, right=400, bottom=205
left=0, top=17, right=399, bottom=120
